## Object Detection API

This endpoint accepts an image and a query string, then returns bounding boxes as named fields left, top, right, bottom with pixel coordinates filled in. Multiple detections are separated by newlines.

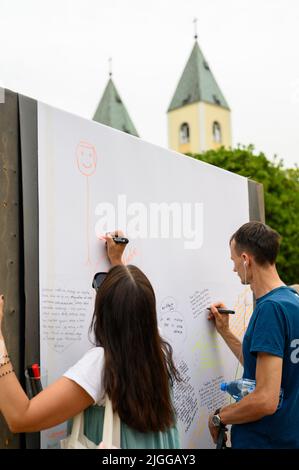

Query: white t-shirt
left=63, top=347, right=105, bottom=405
left=64, top=328, right=165, bottom=405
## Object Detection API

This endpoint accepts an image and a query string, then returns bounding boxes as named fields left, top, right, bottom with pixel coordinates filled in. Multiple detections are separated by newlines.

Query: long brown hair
left=90, top=264, right=180, bottom=433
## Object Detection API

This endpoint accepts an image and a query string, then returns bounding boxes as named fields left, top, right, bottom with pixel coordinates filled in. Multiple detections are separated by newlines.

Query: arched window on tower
left=180, top=123, right=190, bottom=144
left=213, top=121, right=222, bottom=143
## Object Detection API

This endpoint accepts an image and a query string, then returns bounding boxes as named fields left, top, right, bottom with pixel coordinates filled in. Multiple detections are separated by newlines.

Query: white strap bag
left=60, top=396, right=121, bottom=449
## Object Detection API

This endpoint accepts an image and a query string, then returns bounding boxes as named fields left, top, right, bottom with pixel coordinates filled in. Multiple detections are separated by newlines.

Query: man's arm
left=208, top=303, right=243, bottom=365
left=220, top=329, right=243, bottom=365
left=220, top=352, right=283, bottom=425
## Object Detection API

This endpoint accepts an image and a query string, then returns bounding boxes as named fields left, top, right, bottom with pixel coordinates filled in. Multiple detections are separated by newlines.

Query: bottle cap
left=220, top=382, right=227, bottom=391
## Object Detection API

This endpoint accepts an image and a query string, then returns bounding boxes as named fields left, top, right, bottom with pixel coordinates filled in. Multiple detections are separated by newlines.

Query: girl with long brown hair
left=0, top=232, right=180, bottom=448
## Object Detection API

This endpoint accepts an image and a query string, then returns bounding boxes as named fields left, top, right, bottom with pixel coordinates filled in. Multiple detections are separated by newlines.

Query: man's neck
left=250, top=265, right=285, bottom=299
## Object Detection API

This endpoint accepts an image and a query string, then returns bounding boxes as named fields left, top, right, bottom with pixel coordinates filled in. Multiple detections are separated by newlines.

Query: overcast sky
left=1, top=0, right=298, bottom=167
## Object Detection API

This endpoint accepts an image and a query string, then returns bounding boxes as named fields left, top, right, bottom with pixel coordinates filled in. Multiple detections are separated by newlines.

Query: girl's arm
left=0, top=296, right=94, bottom=433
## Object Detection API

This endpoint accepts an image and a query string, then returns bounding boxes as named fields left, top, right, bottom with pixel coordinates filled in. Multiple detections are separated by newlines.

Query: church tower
left=167, top=29, right=231, bottom=154
left=93, top=60, right=139, bottom=137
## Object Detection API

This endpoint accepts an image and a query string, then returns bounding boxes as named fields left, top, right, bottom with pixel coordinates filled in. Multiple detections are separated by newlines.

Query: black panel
left=18, top=94, right=40, bottom=449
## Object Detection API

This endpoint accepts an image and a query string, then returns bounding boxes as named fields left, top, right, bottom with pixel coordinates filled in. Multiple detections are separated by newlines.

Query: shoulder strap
left=112, top=406, right=121, bottom=448
left=68, top=412, right=84, bottom=447
left=101, top=396, right=121, bottom=448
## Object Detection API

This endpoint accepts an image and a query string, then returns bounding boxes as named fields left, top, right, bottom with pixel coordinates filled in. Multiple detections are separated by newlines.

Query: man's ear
left=241, top=254, right=249, bottom=267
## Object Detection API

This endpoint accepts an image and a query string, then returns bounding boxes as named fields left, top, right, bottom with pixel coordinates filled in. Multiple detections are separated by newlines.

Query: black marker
left=32, top=363, right=43, bottom=394
left=26, top=366, right=38, bottom=396
left=112, top=237, right=129, bottom=245
left=207, top=307, right=235, bottom=315
left=25, top=367, right=34, bottom=399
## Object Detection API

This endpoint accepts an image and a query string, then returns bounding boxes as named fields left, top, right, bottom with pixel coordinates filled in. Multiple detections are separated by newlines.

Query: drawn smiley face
left=76, top=141, right=97, bottom=176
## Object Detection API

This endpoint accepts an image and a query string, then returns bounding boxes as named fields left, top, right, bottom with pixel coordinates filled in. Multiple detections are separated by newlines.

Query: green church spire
left=167, top=41, right=230, bottom=112
left=93, top=77, right=139, bottom=137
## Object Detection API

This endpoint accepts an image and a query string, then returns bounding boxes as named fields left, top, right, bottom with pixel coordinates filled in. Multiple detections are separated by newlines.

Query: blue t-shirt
left=231, top=286, right=299, bottom=449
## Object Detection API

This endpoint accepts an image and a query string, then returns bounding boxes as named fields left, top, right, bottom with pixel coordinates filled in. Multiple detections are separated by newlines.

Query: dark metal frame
left=18, top=94, right=40, bottom=449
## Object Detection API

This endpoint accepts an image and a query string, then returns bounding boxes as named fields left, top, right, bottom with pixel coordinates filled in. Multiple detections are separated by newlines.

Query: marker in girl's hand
left=112, top=237, right=129, bottom=245
left=97, top=234, right=129, bottom=244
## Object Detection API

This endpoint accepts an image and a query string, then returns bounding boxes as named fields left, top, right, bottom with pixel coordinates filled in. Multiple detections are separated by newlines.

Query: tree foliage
left=188, top=145, right=299, bottom=284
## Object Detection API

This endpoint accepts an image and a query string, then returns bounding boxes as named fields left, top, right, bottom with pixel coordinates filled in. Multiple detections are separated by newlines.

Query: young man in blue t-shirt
left=208, top=221, right=299, bottom=448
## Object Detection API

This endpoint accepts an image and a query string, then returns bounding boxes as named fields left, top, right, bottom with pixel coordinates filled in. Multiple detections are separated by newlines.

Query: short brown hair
left=230, top=221, right=281, bottom=265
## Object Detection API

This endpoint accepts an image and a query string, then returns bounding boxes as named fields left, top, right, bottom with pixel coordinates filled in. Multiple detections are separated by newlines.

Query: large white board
left=38, top=102, right=253, bottom=449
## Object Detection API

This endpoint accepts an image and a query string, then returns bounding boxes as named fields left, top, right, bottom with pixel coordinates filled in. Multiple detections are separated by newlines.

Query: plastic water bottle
left=220, top=378, right=284, bottom=410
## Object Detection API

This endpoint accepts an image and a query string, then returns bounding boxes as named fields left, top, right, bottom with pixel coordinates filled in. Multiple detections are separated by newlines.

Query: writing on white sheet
left=189, top=289, right=211, bottom=320
left=198, top=375, right=229, bottom=412
left=159, top=297, right=187, bottom=351
left=41, top=288, right=93, bottom=353
left=173, top=360, right=198, bottom=433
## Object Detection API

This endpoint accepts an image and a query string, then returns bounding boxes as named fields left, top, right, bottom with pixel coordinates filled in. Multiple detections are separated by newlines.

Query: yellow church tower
left=167, top=28, right=232, bottom=154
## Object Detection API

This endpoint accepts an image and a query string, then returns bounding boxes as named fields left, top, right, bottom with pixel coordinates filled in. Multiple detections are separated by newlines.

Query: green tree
left=188, top=145, right=299, bottom=285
